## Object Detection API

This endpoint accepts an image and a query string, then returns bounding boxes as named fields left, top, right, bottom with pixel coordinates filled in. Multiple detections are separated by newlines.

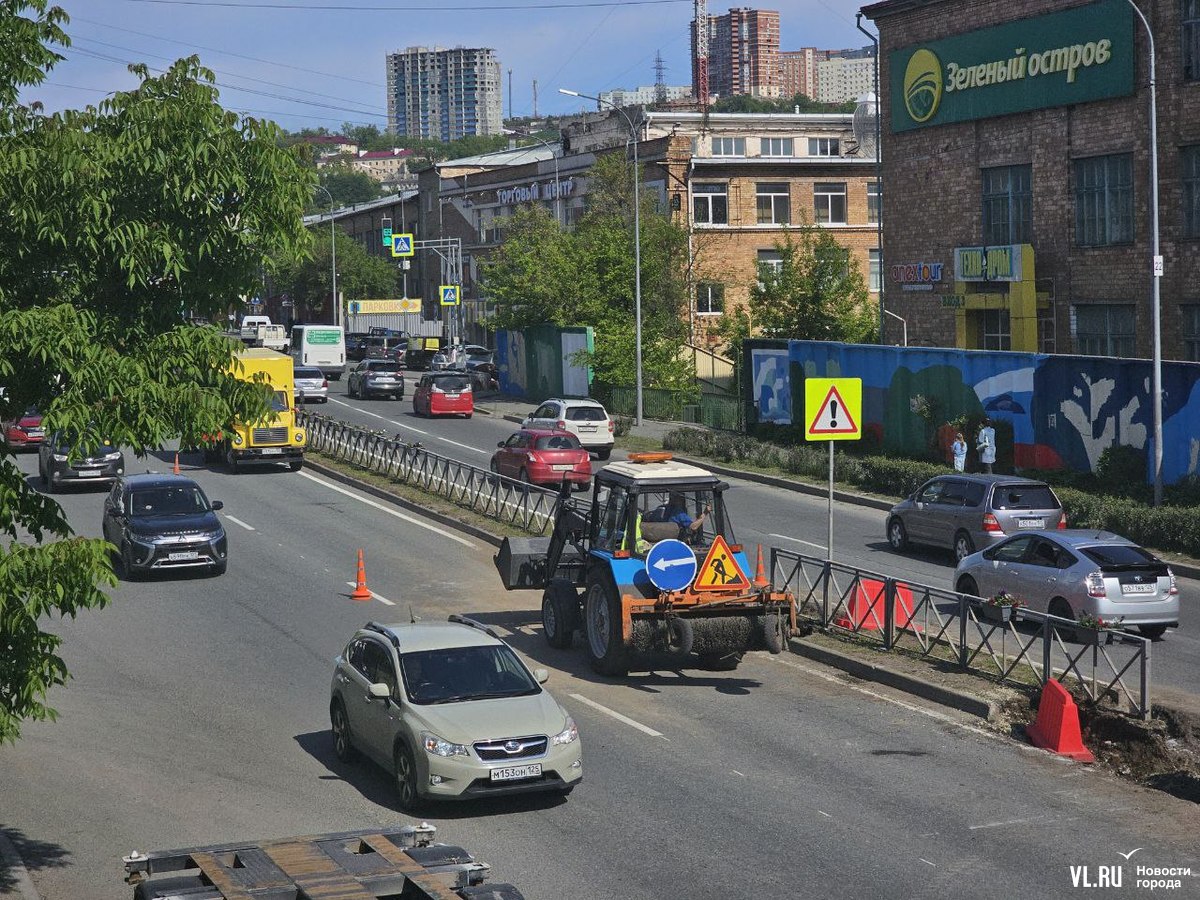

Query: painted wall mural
left=497, top=325, right=593, bottom=401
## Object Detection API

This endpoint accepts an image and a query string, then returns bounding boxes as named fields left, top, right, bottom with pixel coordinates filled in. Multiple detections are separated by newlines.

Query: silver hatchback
left=954, top=530, right=1179, bottom=640
left=294, top=366, right=328, bottom=404
left=886, top=474, right=1065, bottom=563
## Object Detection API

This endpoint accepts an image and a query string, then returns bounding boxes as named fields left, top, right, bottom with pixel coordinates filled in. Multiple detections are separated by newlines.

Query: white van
left=291, top=324, right=346, bottom=380
left=240, top=315, right=272, bottom=344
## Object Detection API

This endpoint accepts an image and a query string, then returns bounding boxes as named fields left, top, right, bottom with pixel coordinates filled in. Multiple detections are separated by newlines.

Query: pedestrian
left=951, top=432, right=967, bottom=472
left=976, top=418, right=997, bottom=474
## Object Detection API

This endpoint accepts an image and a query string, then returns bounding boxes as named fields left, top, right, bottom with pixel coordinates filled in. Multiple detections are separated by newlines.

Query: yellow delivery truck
left=223, top=348, right=306, bottom=472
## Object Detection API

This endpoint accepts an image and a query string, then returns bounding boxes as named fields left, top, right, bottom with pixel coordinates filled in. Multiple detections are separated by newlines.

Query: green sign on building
left=890, top=0, right=1133, bottom=132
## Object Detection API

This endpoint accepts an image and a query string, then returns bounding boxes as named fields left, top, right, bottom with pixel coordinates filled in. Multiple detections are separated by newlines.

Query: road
left=1, top=444, right=1197, bottom=900
left=317, top=381, right=1200, bottom=699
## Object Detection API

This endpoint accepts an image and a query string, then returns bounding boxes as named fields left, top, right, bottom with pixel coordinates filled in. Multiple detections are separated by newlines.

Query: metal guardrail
left=770, top=549, right=1152, bottom=719
left=299, top=412, right=575, bottom=535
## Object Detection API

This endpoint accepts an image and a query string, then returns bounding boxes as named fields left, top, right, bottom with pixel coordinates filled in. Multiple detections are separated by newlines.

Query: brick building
left=694, top=8, right=782, bottom=98
left=778, top=48, right=818, bottom=98
left=863, top=0, right=1200, bottom=361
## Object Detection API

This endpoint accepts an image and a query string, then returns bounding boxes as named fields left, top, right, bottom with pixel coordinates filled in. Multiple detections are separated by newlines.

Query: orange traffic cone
left=172, top=451, right=180, bottom=475
left=753, top=543, right=769, bottom=589
left=350, top=549, right=372, bottom=601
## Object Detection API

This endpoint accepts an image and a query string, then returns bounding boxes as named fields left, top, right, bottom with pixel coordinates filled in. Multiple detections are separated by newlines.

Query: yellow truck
left=223, top=348, right=306, bottom=472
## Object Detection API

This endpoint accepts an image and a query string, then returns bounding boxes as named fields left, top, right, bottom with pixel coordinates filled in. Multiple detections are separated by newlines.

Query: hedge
left=662, top=427, right=1200, bottom=559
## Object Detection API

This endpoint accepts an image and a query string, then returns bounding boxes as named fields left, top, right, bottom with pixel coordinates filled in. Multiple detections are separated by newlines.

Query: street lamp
left=560, top=87, right=644, bottom=426
left=503, top=128, right=563, bottom=226
left=313, top=185, right=339, bottom=328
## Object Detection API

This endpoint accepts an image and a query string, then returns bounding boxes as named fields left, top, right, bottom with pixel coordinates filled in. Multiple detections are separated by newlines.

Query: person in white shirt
left=976, top=418, right=997, bottom=474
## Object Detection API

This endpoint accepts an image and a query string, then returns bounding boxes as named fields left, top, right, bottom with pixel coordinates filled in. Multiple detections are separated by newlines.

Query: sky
left=24, top=0, right=870, bottom=134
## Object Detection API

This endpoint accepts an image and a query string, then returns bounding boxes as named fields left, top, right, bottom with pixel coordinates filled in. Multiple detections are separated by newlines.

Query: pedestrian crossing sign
left=439, top=284, right=460, bottom=306
left=694, top=535, right=751, bottom=593
left=391, top=233, right=414, bottom=257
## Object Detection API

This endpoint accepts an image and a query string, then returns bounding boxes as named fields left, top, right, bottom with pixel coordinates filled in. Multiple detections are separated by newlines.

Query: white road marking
left=328, top=397, right=386, bottom=421
left=969, top=817, right=1042, bottom=830
left=297, top=471, right=475, bottom=548
left=918, top=859, right=936, bottom=868
left=431, top=434, right=488, bottom=455
left=568, top=693, right=665, bottom=739
left=817, top=810, right=832, bottom=818
left=769, top=533, right=828, bottom=551
left=345, top=582, right=395, bottom=606
left=224, top=514, right=255, bottom=531
left=731, top=770, right=746, bottom=777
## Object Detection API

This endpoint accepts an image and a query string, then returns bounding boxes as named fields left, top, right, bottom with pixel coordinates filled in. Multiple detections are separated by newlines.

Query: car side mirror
left=211, top=500, right=224, bottom=511
left=497, top=441, right=505, bottom=448
left=367, top=682, right=391, bottom=701
left=534, top=667, right=549, bottom=684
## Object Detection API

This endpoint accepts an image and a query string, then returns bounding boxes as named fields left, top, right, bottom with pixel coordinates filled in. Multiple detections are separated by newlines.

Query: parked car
left=491, top=429, right=592, bottom=489
left=886, top=474, right=1066, bottom=564
left=3, top=407, right=44, bottom=451
left=348, top=335, right=406, bottom=362
left=954, top=530, right=1179, bottom=640
left=521, top=398, right=615, bottom=460
left=38, top=431, right=124, bottom=490
left=101, top=473, right=228, bottom=578
left=347, top=359, right=404, bottom=400
left=293, top=366, right=329, bottom=404
left=412, top=372, right=473, bottom=418
left=328, top=617, right=582, bottom=810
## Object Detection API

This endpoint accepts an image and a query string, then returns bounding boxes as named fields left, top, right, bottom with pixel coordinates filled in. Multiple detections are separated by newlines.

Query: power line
left=115, top=0, right=688, bottom=8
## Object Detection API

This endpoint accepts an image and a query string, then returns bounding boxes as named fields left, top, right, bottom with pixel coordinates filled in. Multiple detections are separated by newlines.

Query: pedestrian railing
left=770, top=549, right=1152, bottom=719
left=299, top=412, right=574, bottom=535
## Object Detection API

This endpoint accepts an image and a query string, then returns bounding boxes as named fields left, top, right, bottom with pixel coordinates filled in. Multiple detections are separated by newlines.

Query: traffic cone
left=753, top=544, right=769, bottom=588
left=172, top=452, right=180, bottom=475
left=350, top=549, right=372, bottom=601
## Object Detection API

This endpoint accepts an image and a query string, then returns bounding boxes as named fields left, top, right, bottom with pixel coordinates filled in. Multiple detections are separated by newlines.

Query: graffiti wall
left=745, top=340, right=1200, bottom=485
left=496, top=325, right=594, bottom=401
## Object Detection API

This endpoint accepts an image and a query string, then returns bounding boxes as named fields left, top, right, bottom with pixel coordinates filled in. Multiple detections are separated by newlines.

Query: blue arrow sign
left=645, top=538, right=697, bottom=592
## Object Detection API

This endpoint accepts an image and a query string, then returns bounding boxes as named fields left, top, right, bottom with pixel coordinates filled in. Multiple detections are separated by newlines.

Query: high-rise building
left=385, top=46, right=502, bottom=141
left=597, top=85, right=693, bottom=108
left=692, top=8, right=781, bottom=99
left=777, top=48, right=817, bottom=99
left=814, top=47, right=876, bottom=104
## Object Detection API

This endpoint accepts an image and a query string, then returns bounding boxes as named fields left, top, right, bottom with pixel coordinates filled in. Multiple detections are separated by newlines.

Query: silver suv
left=329, top=617, right=582, bottom=810
left=886, top=474, right=1065, bottom=563
left=522, top=398, right=614, bottom=459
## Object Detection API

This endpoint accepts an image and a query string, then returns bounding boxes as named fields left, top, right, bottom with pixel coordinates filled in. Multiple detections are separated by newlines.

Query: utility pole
left=508, top=68, right=513, bottom=121
left=532, top=79, right=539, bottom=118
left=654, top=50, right=667, bottom=105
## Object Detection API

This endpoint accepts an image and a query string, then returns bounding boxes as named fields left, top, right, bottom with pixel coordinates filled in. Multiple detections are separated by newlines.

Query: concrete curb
left=670, top=455, right=894, bottom=513
left=788, top=637, right=996, bottom=720
left=502, top=414, right=524, bottom=425
left=0, top=830, right=40, bottom=900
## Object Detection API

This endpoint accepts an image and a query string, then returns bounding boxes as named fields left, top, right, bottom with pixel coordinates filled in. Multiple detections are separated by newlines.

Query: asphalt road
left=2, top=446, right=1198, bottom=900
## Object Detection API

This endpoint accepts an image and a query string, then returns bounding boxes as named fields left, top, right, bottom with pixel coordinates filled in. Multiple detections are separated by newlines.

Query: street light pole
left=504, top=128, right=563, bottom=226
left=314, top=185, right=339, bottom=329
left=560, top=88, right=643, bottom=425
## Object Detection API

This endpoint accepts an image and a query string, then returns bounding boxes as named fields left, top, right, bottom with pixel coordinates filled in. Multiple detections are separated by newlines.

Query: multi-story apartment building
left=597, top=85, right=694, bottom=108
left=814, top=48, right=877, bottom=104
left=693, top=8, right=782, bottom=98
left=385, top=46, right=502, bottom=142
left=778, top=48, right=818, bottom=99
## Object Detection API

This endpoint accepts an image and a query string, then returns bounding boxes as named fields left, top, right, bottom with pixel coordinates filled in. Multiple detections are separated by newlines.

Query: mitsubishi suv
left=329, top=616, right=582, bottom=810
left=101, top=473, right=227, bottom=578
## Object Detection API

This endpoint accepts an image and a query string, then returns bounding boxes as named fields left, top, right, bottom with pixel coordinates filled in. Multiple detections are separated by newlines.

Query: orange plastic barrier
left=1026, top=679, right=1095, bottom=762
left=834, top=578, right=918, bottom=631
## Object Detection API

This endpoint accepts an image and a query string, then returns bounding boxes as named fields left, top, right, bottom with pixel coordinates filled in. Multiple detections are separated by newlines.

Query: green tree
left=710, top=93, right=855, bottom=114
left=315, top=164, right=382, bottom=210
left=272, top=229, right=398, bottom=322
left=0, top=3, right=313, bottom=744
left=750, top=229, right=877, bottom=344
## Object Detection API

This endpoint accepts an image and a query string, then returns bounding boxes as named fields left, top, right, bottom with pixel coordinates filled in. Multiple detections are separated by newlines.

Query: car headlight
left=232, top=433, right=243, bottom=446
left=104, top=450, right=121, bottom=461
left=294, top=430, right=305, bottom=443
left=197, top=529, right=224, bottom=542
left=421, top=731, right=469, bottom=758
left=551, top=715, right=579, bottom=746
left=52, top=453, right=68, bottom=462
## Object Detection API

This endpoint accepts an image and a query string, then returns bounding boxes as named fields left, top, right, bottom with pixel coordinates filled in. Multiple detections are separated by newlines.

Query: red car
left=490, top=429, right=592, bottom=489
left=412, top=372, right=474, bottom=418
left=4, top=408, right=44, bottom=450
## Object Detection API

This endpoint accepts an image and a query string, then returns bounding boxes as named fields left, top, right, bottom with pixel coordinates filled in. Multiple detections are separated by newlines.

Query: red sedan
left=4, top=408, right=44, bottom=450
left=490, top=429, right=592, bottom=489
left=412, top=372, right=474, bottom=418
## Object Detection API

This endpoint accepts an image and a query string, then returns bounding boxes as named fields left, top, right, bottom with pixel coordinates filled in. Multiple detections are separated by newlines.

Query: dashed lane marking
left=769, top=533, right=827, bottom=551
left=568, top=693, right=665, bottom=739
left=345, top=582, right=396, bottom=606
left=328, top=397, right=428, bottom=435
left=224, top=514, right=256, bottom=531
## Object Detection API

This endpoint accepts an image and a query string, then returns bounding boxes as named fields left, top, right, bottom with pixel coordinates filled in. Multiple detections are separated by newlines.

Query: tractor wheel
left=668, top=616, right=694, bottom=655
left=542, top=578, right=579, bottom=649
left=584, top=575, right=628, bottom=676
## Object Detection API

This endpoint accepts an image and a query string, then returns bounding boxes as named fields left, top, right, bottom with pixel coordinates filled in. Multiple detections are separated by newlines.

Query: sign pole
left=804, top=376, right=862, bottom=566
left=827, top=441, right=834, bottom=562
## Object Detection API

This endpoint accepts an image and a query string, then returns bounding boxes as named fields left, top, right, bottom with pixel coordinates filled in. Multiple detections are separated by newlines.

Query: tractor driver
left=663, top=492, right=711, bottom=544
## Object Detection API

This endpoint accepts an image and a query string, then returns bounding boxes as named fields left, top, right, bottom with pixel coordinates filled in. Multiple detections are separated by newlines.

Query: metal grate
left=253, top=426, right=288, bottom=444
left=473, top=736, right=547, bottom=761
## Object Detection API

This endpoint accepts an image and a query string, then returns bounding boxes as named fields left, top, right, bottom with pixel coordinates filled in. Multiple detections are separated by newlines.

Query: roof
left=547, top=397, right=605, bottom=407
left=121, top=473, right=201, bottom=488
left=599, top=457, right=718, bottom=484
left=367, top=621, right=502, bottom=653
left=302, top=189, right=417, bottom=226
left=860, top=0, right=945, bottom=19
left=932, top=473, right=1048, bottom=486
left=1042, top=530, right=1136, bottom=547
left=358, top=149, right=413, bottom=160
left=237, top=347, right=291, bottom=361
left=438, top=144, right=558, bottom=170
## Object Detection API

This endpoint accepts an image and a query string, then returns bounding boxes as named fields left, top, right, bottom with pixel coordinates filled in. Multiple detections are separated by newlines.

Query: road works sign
left=645, top=538, right=697, bottom=592
left=694, top=535, right=751, bottom=593
left=391, top=233, right=414, bottom=257
left=804, top=377, right=862, bottom=441
left=439, top=285, right=460, bottom=306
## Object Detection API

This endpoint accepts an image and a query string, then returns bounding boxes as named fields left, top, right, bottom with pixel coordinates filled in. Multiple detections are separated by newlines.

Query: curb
left=670, top=455, right=894, bottom=513
left=502, top=414, right=524, bottom=425
left=789, top=637, right=996, bottom=720
left=0, top=830, right=40, bottom=900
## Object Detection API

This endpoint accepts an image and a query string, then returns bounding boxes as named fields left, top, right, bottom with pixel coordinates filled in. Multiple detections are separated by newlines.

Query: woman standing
left=951, top=432, right=968, bottom=472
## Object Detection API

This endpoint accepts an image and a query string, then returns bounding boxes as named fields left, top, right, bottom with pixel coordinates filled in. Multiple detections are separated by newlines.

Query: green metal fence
left=599, top=384, right=742, bottom=431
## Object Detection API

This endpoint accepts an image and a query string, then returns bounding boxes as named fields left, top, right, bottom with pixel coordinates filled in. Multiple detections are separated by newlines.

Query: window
left=869, top=249, right=881, bottom=292
left=693, top=183, right=728, bottom=225
left=813, top=182, right=847, bottom=225
left=808, top=137, right=840, bottom=157
left=1073, top=304, right=1135, bottom=357
left=982, top=164, right=1032, bottom=244
left=1184, top=305, right=1200, bottom=361
left=980, top=308, right=1011, bottom=351
left=1075, top=154, right=1133, bottom=246
left=1186, top=0, right=1200, bottom=79
left=757, top=249, right=784, bottom=279
left=756, top=183, right=790, bottom=225
left=990, top=536, right=1035, bottom=563
left=696, top=282, right=725, bottom=315
left=867, top=182, right=881, bottom=224
left=1185, top=146, right=1200, bottom=237
left=712, top=137, right=746, bottom=156
left=760, top=137, right=794, bottom=157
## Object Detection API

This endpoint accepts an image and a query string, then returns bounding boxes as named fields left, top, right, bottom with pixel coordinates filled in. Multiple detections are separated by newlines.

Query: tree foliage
left=271, top=229, right=399, bottom=323
left=710, top=93, right=856, bottom=114
left=315, top=164, right=383, bottom=210
left=0, top=2, right=314, bottom=744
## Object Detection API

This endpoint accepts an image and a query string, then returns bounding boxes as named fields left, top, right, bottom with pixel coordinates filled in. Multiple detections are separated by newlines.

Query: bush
left=1094, top=445, right=1149, bottom=499
left=613, top=415, right=633, bottom=438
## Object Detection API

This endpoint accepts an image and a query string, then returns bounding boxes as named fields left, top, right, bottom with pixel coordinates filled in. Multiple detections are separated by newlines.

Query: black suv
left=38, top=431, right=125, bottom=491
left=102, top=474, right=228, bottom=578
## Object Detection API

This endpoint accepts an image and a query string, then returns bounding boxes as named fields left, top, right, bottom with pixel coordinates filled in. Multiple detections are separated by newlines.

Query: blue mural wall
left=496, top=325, right=593, bottom=401
left=746, top=340, right=1200, bottom=485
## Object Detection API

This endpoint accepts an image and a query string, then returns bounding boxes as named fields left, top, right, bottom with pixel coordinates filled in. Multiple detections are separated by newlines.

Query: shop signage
left=954, top=245, right=1023, bottom=282
left=353, top=298, right=422, bottom=314
left=890, top=0, right=1133, bottom=132
left=891, top=261, right=944, bottom=291
left=497, top=177, right=575, bottom=206
left=940, top=295, right=965, bottom=309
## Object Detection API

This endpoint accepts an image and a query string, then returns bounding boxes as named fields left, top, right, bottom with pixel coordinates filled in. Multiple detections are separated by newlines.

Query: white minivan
left=239, top=315, right=272, bottom=344
left=291, top=324, right=346, bottom=381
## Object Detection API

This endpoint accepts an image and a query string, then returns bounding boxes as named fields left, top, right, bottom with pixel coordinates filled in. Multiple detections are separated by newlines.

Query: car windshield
left=55, top=432, right=114, bottom=452
left=400, top=644, right=539, bottom=704
left=432, top=375, right=470, bottom=392
left=565, top=406, right=607, bottom=421
left=295, top=368, right=323, bottom=379
left=632, top=486, right=729, bottom=551
left=535, top=434, right=581, bottom=450
left=991, top=483, right=1060, bottom=510
left=127, top=485, right=210, bottom=517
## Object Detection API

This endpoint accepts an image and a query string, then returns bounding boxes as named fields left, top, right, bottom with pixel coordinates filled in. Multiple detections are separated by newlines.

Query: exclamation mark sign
left=829, top=398, right=838, bottom=429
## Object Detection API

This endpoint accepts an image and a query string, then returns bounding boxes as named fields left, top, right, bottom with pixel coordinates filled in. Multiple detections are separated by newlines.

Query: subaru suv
left=886, top=474, right=1065, bottom=563
left=329, top=616, right=582, bottom=810
left=521, top=398, right=614, bottom=460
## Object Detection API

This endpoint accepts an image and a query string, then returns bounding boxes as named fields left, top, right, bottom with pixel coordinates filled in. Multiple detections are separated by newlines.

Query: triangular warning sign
left=694, top=535, right=752, bottom=593
left=808, top=385, right=858, bottom=435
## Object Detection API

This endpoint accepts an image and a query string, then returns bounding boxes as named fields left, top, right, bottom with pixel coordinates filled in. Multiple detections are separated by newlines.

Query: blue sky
left=27, top=0, right=869, bottom=133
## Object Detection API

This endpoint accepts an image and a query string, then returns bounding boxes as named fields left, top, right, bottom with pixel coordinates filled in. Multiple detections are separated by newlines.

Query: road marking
left=769, top=533, right=827, bottom=551
left=328, top=397, right=387, bottom=421
left=969, top=817, right=1043, bottom=830
left=568, top=693, right=665, bottom=739
left=918, top=859, right=936, bottom=868
left=817, top=810, right=832, bottom=818
left=345, top=582, right=395, bottom=606
left=431, top=434, right=488, bottom=455
left=224, top=514, right=256, bottom=531
left=297, top=471, right=475, bottom=548
left=731, top=770, right=746, bottom=777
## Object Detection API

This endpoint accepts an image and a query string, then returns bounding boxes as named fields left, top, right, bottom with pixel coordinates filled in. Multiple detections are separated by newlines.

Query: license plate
left=168, top=551, right=198, bottom=561
left=489, top=763, right=542, bottom=782
left=27, top=430, right=43, bottom=438
left=1121, top=583, right=1156, bottom=594
left=444, top=393, right=460, bottom=399
left=1017, top=518, right=1044, bottom=528
left=375, top=378, right=395, bottom=383
left=77, top=469, right=102, bottom=478
left=260, top=447, right=282, bottom=455
left=552, top=464, right=574, bottom=472
left=579, top=425, right=597, bottom=431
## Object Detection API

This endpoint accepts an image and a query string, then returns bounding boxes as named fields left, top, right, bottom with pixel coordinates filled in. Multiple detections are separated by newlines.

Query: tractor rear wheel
left=584, top=575, right=628, bottom=676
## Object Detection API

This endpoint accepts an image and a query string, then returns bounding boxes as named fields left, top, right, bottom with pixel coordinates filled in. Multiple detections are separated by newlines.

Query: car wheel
left=953, top=530, right=975, bottom=564
left=1138, top=624, right=1169, bottom=641
left=955, top=576, right=979, bottom=598
left=289, top=459, right=304, bottom=472
left=330, top=700, right=356, bottom=762
left=887, top=517, right=908, bottom=551
left=542, top=578, right=579, bottom=649
left=464, top=413, right=472, bottom=419
left=120, top=543, right=140, bottom=582
left=1048, top=597, right=1074, bottom=624
left=697, top=652, right=742, bottom=671
left=584, top=576, right=628, bottom=676
left=596, top=447, right=612, bottom=461
left=393, top=742, right=423, bottom=812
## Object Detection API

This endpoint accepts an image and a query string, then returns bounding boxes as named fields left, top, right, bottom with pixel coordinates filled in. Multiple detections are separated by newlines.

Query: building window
left=1186, top=0, right=1200, bottom=80
left=981, top=309, right=1011, bottom=351
left=813, top=182, right=847, bottom=225
left=757, top=249, right=783, bottom=287
left=1075, top=154, right=1133, bottom=246
left=760, top=137, right=794, bottom=157
left=1073, top=304, right=1135, bottom=357
left=712, top=137, right=746, bottom=156
left=808, top=137, right=840, bottom=157
left=1182, top=305, right=1200, bottom=361
left=756, top=183, right=790, bottom=225
left=1185, top=146, right=1200, bottom=237
left=982, top=164, right=1032, bottom=244
left=693, top=183, right=728, bottom=225
left=867, top=182, right=881, bottom=224
left=869, top=249, right=881, bottom=292
left=696, top=282, right=725, bottom=315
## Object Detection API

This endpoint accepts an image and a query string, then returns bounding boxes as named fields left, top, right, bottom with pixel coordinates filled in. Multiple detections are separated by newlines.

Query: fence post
left=821, top=560, right=831, bottom=626
left=883, top=578, right=895, bottom=650
left=1042, top=619, right=1053, bottom=687
left=958, top=595, right=969, bottom=669
left=1139, top=639, right=1151, bottom=721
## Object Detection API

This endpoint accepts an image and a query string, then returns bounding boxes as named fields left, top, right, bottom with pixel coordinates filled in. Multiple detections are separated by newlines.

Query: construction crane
left=693, top=0, right=709, bottom=109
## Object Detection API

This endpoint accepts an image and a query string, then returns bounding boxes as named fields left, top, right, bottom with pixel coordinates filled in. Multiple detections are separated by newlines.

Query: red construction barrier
left=1026, top=679, right=1095, bottom=762
left=834, top=578, right=919, bottom=631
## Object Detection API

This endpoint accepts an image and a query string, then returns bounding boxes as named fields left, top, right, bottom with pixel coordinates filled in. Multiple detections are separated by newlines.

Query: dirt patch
left=1078, top=700, right=1200, bottom=804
